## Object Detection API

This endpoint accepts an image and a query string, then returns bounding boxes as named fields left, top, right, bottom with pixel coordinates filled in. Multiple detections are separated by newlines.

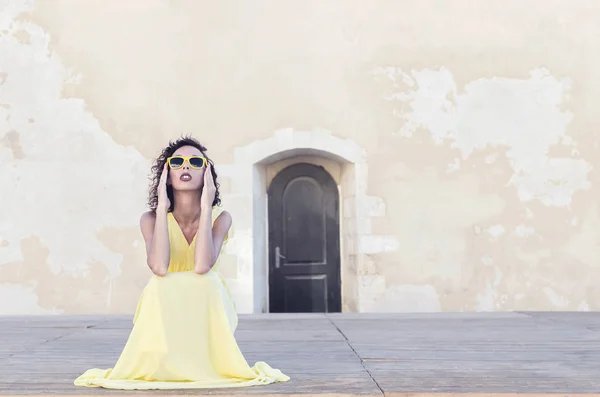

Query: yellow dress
left=74, top=207, right=290, bottom=390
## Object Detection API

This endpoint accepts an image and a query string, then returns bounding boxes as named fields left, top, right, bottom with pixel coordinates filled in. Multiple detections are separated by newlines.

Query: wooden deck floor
left=1, top=312, right=600, bottom=396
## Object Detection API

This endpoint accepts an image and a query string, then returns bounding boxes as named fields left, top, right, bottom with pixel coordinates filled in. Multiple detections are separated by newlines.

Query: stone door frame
left=220, top=128, right=392, bottom=313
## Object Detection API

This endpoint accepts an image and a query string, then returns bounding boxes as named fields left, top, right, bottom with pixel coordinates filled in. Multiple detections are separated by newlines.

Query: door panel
left=268, top=163, right=341, bottom=313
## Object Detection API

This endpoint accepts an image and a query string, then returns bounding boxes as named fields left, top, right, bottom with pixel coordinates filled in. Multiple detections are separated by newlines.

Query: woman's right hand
left=157, top=163, right=171, bottom=211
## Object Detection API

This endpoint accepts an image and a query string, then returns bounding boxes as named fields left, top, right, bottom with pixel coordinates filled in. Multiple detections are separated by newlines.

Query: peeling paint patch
left=476, top=255, right=502, bottom=311
left=363, top=196, right=386, bottom=217
left=515, top=293, right=525, bottom=301
left=525, top=208, right=534, bottom=219
left=1, top=129, right=24, bottom=158
left=476, top=266, right=503, bottom=311
left=578, top=301, right=590, bottom=311
left=487, top=224, right=506, bottom=240
left=543, top=287, right=569, bottom=308
left=372, top=66, right=591, bottom=207
left=0, top=1, right=149, bottom=280
left=0, top=282, right=61, bottom=314
left=362, top=282, right=441, bottom=312
left=358, top=235, right=399, bottom=254
left=514, top=224, right=534, bottom=238
left=561, top=205, right=600, bottom=268
left=446, top=157, right=460, bottom=173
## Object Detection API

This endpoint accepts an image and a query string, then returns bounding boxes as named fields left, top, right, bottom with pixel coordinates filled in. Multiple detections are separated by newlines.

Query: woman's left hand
left=201, top=163, right=216, bottom=208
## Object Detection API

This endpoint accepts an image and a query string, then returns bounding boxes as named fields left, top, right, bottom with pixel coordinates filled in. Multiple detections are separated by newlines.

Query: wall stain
left=1, top=130, right=25, bottom=159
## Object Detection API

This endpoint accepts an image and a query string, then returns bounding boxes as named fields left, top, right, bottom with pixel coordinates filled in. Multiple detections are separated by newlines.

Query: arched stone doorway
left=219, top=128, right=397, bottom=313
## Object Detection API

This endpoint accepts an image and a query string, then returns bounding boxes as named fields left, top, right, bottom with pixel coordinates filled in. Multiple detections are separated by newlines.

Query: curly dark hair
left=147, top=136, right=221, bottom=213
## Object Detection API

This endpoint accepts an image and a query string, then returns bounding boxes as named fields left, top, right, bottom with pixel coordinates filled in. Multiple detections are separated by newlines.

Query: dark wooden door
left=268, top=163, right=341, bottom=313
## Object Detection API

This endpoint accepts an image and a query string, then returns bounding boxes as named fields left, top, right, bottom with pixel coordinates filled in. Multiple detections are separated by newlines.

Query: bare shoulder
left=212, top=209, right=232, bottom=244
left=139, top=211, right=156, bottom=239
left=214, top=209, right=232, bottom=229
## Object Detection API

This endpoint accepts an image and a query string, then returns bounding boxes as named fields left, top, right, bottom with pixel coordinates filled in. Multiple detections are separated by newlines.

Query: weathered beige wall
left=2, top=0, right=600, bottom=314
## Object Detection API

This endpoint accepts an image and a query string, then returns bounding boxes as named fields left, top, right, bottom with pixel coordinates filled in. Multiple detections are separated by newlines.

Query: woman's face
left=167, top=145, right=207, bottom=191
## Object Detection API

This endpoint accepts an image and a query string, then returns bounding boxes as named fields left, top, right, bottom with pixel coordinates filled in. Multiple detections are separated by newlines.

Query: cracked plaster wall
left=1, top=0, right=600, bottom=314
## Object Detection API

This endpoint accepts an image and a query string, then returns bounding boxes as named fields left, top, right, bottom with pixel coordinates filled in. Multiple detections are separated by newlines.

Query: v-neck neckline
left=169, top=212, right=198, bottom=247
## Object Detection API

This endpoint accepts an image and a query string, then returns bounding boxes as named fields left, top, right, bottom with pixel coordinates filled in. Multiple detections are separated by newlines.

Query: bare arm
left=194, top=209, right=232, bottom=274
left=139, top=163, right=171, bottom=276
left=140, top=209, right=171, bottom=276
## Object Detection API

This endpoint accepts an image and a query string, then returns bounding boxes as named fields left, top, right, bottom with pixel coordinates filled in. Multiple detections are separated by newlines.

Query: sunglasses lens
left=189, top=157, right=205, bottom=168
left=169, top=157, right=184, bottom=168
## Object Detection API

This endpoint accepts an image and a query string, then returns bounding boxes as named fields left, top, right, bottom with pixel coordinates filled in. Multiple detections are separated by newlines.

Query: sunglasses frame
left=167, top=156, right=207, bottom=169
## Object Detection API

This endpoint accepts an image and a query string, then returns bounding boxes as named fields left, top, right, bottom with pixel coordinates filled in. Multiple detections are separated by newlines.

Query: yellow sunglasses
left=167, top=156, right=207, bottom=169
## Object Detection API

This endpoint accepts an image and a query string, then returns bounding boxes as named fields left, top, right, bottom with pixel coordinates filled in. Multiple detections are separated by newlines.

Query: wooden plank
left=0, top=315, right=108, bottom=329
left=2, top=313, right=600, bottom=396
left=328, top=312, right=600, bottom=395
left=327, top=312, right=532, bottom=320
left=0, top=314, right=380, bottom=397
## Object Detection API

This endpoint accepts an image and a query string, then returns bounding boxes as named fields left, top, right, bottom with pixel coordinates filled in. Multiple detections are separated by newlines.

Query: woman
left=74, top=137, right=289, bottom=389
